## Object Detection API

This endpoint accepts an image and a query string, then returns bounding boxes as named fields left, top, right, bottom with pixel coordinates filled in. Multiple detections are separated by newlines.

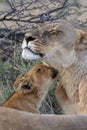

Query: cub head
left=22, top=20, right=78, bottom=68
left=13, top=64, right=58, bottom=94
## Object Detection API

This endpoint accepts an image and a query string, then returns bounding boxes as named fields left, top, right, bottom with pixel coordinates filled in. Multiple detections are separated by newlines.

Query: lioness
left=0, top=107, right=87, bottom=130
left=21, top=20, right=87, bottom=114
left=2, top=64, right=58, bottom=113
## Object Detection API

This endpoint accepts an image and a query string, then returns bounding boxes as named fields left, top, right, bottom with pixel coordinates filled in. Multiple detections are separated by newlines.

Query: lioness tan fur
left=2, top=64, right=58, bottom=113
left=21, top=20, right=87, bottom=114
left=0, top=107, right=87, bottom=130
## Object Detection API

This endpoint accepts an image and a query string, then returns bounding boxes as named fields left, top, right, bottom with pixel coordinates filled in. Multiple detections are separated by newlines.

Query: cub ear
left=13, top=81, right=33, bottom=93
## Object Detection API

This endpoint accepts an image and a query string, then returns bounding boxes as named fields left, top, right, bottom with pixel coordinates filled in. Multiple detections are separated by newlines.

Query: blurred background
left=0, top=0, right=87, bottom=114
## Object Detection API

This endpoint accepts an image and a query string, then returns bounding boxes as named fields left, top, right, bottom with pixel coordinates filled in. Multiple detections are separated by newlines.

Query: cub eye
left=37, top=68, right=44, bottom=73
left=25, top=36, right=36, bottom=43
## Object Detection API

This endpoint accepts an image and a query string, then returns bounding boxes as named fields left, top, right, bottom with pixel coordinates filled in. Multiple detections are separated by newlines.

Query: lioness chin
left=2, top=64, right=58, bottom=113
left=21, top=20, right=87, bottom=114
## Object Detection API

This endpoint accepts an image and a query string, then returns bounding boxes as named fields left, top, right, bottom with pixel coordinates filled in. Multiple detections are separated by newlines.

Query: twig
left=0, top=0, right=68, bottom=23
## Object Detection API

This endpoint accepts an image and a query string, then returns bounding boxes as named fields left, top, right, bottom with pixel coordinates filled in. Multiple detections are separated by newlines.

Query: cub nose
left=52, top=69, right=58, bottom=78
left=25, top=36, right=36, bottom=43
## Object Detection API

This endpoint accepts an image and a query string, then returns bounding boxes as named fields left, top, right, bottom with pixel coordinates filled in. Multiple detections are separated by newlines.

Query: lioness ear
left=14, top=82, right=33, bottom=93
left=75, top=29, right=87, bottom=50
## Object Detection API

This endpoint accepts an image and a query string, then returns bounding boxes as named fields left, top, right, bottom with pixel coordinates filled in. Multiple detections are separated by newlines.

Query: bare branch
left=0, top=0, right=68, bottom=23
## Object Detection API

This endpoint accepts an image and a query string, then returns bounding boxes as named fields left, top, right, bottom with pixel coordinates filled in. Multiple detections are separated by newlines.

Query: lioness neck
left=58, top=50, right=87, bottom=103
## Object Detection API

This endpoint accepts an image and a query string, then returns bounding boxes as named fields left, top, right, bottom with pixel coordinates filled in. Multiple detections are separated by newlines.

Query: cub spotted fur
left=21, top=20, right=87, bottom=114
left=2, top=64, right=58, bottom=113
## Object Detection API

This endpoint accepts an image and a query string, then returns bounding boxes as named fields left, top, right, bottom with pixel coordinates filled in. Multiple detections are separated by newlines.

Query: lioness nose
left=25, top=36, right=36, bottom=43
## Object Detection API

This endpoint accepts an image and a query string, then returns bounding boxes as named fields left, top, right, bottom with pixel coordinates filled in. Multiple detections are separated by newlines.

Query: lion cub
left=2, top=64, right=58, bottom=113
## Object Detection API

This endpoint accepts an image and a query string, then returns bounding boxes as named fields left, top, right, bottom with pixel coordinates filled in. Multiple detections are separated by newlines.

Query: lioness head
left=13, top=64, right=58, bottom=94
left=22, top=20, right=78, bottom=68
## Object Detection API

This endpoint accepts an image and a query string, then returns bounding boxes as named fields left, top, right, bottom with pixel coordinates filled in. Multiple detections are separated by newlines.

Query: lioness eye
left=25, top=36, right=36, bottom=42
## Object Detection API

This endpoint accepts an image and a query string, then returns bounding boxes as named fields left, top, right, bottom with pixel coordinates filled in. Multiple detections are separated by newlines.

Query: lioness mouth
left=22, top=46, right=44, bottom=60
left=26, top=47, right=44, bottom=58
left=25, top=47, right=39, bottom=56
